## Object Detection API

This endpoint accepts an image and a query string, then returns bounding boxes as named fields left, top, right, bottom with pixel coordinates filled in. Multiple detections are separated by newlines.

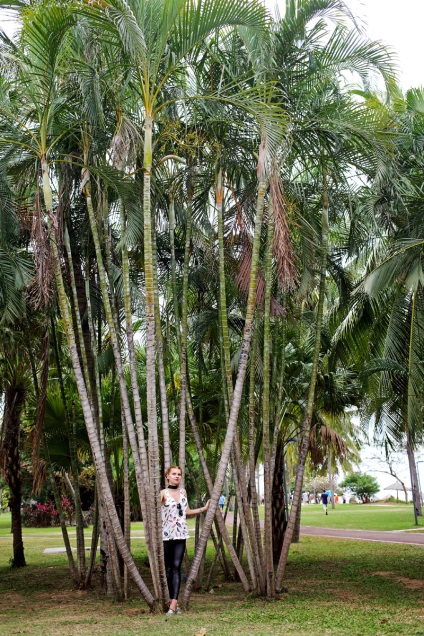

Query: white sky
left=267, top=0, right=423, bottom=90
left=2, top=1, right=422, bottom=89
left=346, top=0, right=423, bottom=90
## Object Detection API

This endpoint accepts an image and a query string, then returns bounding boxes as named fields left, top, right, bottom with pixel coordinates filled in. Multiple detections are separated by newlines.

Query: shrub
left=21, top=497, right=73, bottom=527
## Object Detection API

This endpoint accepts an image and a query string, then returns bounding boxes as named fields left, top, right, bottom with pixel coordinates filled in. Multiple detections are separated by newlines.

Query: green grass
left=299, top=504, right=424, bottom=531
left=0, top=512, right=423, bottom=636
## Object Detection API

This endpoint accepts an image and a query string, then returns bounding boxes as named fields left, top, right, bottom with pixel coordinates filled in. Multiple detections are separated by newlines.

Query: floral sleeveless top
left=162, top=489, right=189, bottom=541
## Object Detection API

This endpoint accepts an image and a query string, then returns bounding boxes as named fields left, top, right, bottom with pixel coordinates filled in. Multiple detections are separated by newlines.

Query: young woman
left=161, top=465, right=209, bottom=615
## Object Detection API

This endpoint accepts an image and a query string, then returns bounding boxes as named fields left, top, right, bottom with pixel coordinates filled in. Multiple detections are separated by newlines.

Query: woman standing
left=161, top=465, right=209, bottom=615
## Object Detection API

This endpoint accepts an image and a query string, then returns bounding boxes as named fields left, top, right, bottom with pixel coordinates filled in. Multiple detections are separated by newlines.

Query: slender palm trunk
left=328, top=449, right=335, bottom=510
left=122, top=409, right=131, bottom=598
left=41, top=156, right=155, bottom=608
left=262, top=202, right=275, bottom=597
left=216, top=164, right=262, bottom=590
left=275, top=189, right=329, bottom=592
left=83, top=163, right=162, bottom=598
left=182, top=141, right=268, bottom=605
left=1, top=383, right=26, bottom=568
left=248, top=327, right=264, bottom=568
left=271, top=437, right=287, bottom=563
left=169, top=193, right=182, bottom=357
left=185, top=392, right=250, bottom=590
left=51, top=255, right=87, bottom=582
left=406, top=291, right=422, bottom=517
left=178, top=168, right=194, bottom=485
left=143, top=115, right=169, bottom=607
left=85, top=487, right=99, bottom=588
left=407, top=437, right=422, bottom=518
left=151, top=221, right=171, bottom=469
left=116, top=184, right=159, bottom=589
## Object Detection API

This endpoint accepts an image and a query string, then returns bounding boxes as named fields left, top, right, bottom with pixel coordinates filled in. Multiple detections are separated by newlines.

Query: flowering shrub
left=21, top=497, right=74, bottom=527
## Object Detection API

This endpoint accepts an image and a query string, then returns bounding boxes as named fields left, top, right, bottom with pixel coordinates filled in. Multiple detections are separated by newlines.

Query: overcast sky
left=266, top=0, right=423, bottom=91
left=2, top=1, right=422, bottom=90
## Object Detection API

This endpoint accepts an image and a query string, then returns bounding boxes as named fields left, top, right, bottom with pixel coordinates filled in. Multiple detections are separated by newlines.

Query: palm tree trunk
left=1, top=383, right=26, bottom=568
left=216, top=164, right=263, bottom=591
left=178, top=167, right=194, bottom=485
left=407, top=437, right=422, bottom=518
left=85, top=487, right=99, bottom=588
left=182, top=140, right=268, bottom=605
left=51, top=286, right=87, bottom=584
left=151, top=221, right=171, bottom=470
left=328, top=448, right=335, bottom=510
left=169, top=193, right=182, bottom=357
left=262, top=202, right=275, bottom=597
left=275, top=188, right=329, bottom=592
left=83, top=163, right=161, bottom=598
left=41, top=155, right=155, bottom=608
left=123, top=409, right=131, bottom=598
left=185, top=392, right=250, bottom=590
left=143, top=115, right=169, bottom=607
left=271, top=437, right=287, bottom=562
left=248, top=327, right=264, bottom=569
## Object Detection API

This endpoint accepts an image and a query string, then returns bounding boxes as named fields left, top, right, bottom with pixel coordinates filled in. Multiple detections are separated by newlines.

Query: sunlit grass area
left=298, top=503, right=424, bottom=531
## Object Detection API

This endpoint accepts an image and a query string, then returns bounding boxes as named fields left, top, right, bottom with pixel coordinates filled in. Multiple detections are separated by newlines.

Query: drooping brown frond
left=111, top=115, right=140, bottom=170
left=309, top=423, right=350, bottom=466
left=235, top=230, right=284, bottom=316
left=320, top=425, right=349, bottom=458
left=270, top=165, right=297, bottom=292
left=32, top=459, right=47, bottom=497
left=31, top=326, right=50, bottom=495
left=27, top=187, right=56, bottom=310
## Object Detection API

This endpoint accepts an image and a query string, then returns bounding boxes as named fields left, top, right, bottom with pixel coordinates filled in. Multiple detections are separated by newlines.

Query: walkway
left=224, top=512, right=424, bottom=546
left=300, top=525, right=424, bottom=546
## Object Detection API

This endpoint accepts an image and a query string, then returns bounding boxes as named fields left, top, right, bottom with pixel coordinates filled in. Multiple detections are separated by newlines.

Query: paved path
left=224, top=512, right=424, bottom=546
left=300, top=525, right=424, bottom=546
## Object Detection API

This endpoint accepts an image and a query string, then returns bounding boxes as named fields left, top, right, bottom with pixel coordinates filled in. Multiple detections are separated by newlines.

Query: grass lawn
left=299, top=504, right=424, bottom=531
left=0, top=511, right=423, bottom=636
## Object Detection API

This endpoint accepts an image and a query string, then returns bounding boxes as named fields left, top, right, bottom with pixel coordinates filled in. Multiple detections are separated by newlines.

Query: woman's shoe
left=176, top=606, right=182, bottom=614
left=166, top=609, right=176, bottom=616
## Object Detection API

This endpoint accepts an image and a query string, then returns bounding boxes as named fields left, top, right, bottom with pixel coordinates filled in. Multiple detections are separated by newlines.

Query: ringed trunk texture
left=1, top=383, right=26, bottom=568
left=216, top=164, right=263, bottom=592
left=275, top=190, right=329, bottom=592
left=143, top=116, right=169, bottom=606
left=41, top=156, right=155, bottom=608
left=182, top=145, right=268, bottom=606
left=262, top=201, right=275, bottom=597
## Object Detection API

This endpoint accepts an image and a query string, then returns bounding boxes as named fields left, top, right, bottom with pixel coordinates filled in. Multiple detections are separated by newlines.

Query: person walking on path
left=161, top=466, right=209, bottom=615
left=320, top=491, right=329, bottom=515
left=219, top=494, right=225, bottom=511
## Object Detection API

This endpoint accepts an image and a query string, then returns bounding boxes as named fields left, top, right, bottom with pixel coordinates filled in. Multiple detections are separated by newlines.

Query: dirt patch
left=371, top=571, right=424, bottom=590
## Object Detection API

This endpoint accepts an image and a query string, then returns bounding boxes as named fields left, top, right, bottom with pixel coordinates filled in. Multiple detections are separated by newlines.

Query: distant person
left=342, top=495, right=346, bottom=504
left=219, top=494, right=225, bottom=511
left=320, top=491, right=329, bottom=515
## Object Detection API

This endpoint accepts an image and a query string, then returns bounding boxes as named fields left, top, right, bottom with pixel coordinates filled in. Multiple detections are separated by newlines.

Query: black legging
left=163, top=539, right=186, bottom=600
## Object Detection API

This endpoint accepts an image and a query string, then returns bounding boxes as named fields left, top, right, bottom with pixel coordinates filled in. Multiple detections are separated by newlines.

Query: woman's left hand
left=203, top=500, right=210, bottom=512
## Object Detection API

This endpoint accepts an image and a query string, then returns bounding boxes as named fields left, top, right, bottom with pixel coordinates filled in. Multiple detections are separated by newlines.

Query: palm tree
left=356, top=89, right=424, bottom=517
